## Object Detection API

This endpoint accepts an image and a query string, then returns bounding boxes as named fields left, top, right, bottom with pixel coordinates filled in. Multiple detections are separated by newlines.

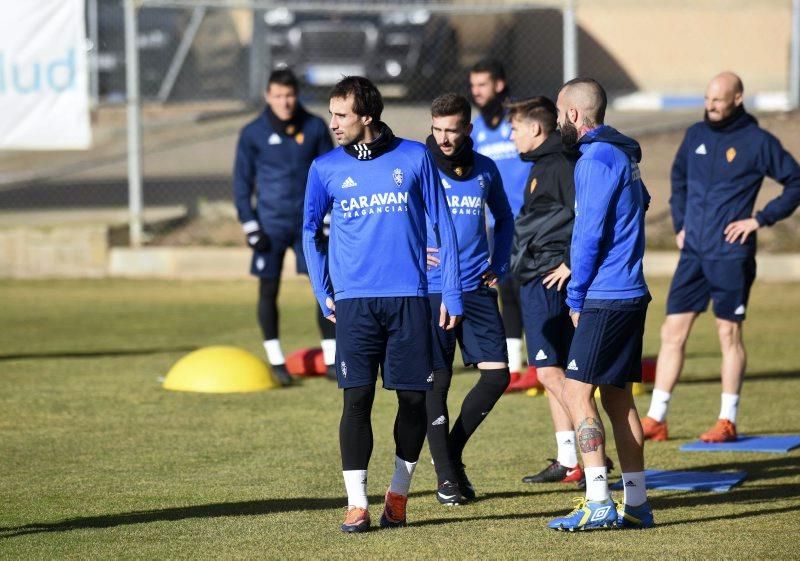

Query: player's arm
left=485, top=166, right=513, bottom=285
left=566, top=159, right=618, bottom=313
left=233, top=130, right=271, bottom=251
left=302, top=162, right=335, bottom=318
left=669, top=131, right=690, bottom=240
left=421, top=152, right=463, bottom=325
left=755, top=134, right=800, bottom=227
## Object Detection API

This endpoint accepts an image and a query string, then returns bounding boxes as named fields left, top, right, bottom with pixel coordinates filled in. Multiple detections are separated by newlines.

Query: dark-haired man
left=234, top=68, right=335, bottom=385
left=469, top=59, right=533, bottom=388
left=303, top=76, right=462, bottom=532
left=548, top=78, right=654, bottom=531
left=423, top=93, right=513, bottom=505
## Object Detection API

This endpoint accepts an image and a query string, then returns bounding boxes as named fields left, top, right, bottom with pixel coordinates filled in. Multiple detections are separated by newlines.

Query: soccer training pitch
left=1, top=278, right=798, bottom=559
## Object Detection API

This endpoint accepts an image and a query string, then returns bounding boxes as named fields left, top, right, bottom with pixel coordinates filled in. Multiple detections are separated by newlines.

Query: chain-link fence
left=1, top=0, right=799, bottom=251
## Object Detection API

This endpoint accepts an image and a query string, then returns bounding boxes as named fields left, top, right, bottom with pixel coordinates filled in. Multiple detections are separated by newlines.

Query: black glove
left=246, top=229, right=271, bottom=252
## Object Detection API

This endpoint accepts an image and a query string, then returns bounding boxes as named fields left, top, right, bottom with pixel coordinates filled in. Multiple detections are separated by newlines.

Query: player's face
left=265, top=83, right=297, bottom=121
left=470, top=72, right=503, bottom=108
left=704, top=80, right=741, bottom=122
left=556, top=90, right=579, bottom=148
left=329, top=95, right=369, bottom=146
left=510, top=116, right=537, bottom=154
left=431, top=114, right=471, bottom=156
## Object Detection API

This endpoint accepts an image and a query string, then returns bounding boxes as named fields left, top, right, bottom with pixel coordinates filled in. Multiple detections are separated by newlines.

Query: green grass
left=1, top=278, right=798, bottom=560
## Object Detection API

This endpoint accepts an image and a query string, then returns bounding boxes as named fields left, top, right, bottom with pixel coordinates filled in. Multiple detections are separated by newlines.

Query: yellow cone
left=163, top=346, right=279, bottom=393
left=632, top=382, right=645, bottom=396
left=525, top=387, right=546, bottom=397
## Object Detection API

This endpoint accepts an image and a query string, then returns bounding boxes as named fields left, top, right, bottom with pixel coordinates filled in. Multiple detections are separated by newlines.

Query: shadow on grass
left=678, top=370, right=800, bottom=385
left=0, top=346, right=198, bottom=362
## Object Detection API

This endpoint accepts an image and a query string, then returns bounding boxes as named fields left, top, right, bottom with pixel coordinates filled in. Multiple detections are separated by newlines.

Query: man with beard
left=548, top=78, right=654, bottom=531
left=234, top=68, right=335, bottom=385
left=423, top=93, right=513, bottom=505
left=303, top=76, right=462, bottom=532
left=641, top=72, right=800, bottom=443
left=469, top=59, right=535, bottom=390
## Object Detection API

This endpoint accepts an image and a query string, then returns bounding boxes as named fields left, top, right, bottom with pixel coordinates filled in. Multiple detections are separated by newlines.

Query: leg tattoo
left=577, top=417, right=604, bottom=453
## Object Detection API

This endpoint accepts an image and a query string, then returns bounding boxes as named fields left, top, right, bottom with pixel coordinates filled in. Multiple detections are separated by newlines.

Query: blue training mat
left=610, top=469, right=747, bottom=493
left=679, top=434, right=800, bottom=454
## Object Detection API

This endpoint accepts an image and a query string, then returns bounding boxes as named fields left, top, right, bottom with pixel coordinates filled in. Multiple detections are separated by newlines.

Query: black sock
left=340, top=384, right=376, bottom=470
left=258, top=278, right=280, bottom=340
left=449, top=368, right=510, bottom=464
left=425, top=369, right=457, bottom=484
left=394, top=390, right=427, bottom=463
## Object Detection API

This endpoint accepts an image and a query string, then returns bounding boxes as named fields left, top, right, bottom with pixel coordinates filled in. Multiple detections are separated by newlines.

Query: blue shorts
left=666, top=255, right=756, bottom=321
left=428, top=287, right=508, bottom=370
left=334, top=297, right=433, bottom=390
left=565, top=295, right=650, bottom=388
left=250, top=229, right=308, bottom=278
left=520, top=277, right=574, bottom=368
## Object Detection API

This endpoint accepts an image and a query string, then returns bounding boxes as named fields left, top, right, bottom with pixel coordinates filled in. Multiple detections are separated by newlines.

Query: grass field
left=1, top=277, right=799, bottom=560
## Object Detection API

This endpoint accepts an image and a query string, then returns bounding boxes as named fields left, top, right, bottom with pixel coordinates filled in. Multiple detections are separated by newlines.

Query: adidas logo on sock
left=563, top=439, right=573, bottom=445
left=567, top=359, right=578, bottom=371
left=431, top=415, right=447, bottom=426
left=535, top=349, right=548, bottom=361
left=341, top=176, right=358, bottom=189
left=625, top=480, right=636, bottom=487
left=593, top=474, right=606, bottom=481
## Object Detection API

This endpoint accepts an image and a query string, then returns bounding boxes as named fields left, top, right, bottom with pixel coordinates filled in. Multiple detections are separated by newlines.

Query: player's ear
left=531, top=120, right=541, bottom=138
left=569, top=107, right=579, bottom=125
left=466, top=122, right=473, bottom=136
left=361, top=115, right=373, bottom=126
left=494, top=79, right=506, bottom=95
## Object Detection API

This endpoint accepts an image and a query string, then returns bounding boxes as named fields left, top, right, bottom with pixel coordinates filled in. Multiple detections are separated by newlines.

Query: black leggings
left=258, top=277, right=335, bottom=341
left=498, top=277, right=523, bottom=339
left=340, top=384, right=427, bottom=470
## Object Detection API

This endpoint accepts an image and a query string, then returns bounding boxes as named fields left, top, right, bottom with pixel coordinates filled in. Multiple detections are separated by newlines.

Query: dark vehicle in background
left=260, top=6, right=460, bottom=99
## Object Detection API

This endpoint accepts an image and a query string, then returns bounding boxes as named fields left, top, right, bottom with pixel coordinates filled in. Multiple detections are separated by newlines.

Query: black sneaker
left=436, top=480, right=464, bottom=506
left=272, top=364, right=293, bottom=387
left=522, top=459, right=583, bottom=484
left=326, top=364, right=338, bottom=381
left=455, top=464, right=476, bottom=501
left=576, top=456, right=615, bottom=490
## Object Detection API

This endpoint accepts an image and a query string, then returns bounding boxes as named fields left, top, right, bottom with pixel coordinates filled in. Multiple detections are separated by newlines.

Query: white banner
left=0, top=0, right=91, bottom=150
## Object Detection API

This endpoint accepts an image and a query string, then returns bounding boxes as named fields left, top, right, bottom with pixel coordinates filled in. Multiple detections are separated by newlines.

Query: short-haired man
left=424, top=93, right=513, bottom=505
left=506, top=96, right=584, bottom=486
left=303, top=76, right=462, bottom=532
left=549, top=78, right=654, bottom=531
left=642, top=72, right=800, bottom=442
left=469, top=59, right=535, bottom=388
left=233, top=68, right=335, bottom=385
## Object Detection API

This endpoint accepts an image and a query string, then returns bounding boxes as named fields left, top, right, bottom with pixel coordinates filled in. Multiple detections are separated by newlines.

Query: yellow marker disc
left=163, top=346, right=279, bottom=393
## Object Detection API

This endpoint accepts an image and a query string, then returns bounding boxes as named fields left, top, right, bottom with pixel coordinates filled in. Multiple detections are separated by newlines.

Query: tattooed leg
left=577, top=417, right=605, bottom=453
left=561, top=378, right=606, bottom=468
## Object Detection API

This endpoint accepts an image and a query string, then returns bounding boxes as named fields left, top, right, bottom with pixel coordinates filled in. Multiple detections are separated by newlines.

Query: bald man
left=548, top=78, right=653, bottom=531
left=642, top=72, right=800, bottom=444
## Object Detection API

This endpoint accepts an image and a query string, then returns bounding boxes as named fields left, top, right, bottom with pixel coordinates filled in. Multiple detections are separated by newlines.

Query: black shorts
left=565, top=295, right=650, bottom=388
left=428, top=287, right=508, bottom=370
left=520, top=277, right=574, bottom=368
left=334, top=297, right=432, bottom=390
left=666, top=255, right=756, bottom=321
left=250, top=230, right=308, bottom=278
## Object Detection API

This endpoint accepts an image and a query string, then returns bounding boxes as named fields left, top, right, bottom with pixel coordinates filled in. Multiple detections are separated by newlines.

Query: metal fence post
left=124, top=0, right=144, bottom=248
left=87, top=0, right=99, bottom=107
left=563, top=0, right=577, bottom=83
left=791, top=0, right=800, bottom=109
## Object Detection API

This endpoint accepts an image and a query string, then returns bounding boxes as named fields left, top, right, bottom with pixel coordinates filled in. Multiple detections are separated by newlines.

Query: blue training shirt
left=303, top=137, right=463, bottom=316
left=471, top=112, right=532, bottom=217
left=567, top=125, right=650, bottom=312
left=427, top=152, right=513, bottom=293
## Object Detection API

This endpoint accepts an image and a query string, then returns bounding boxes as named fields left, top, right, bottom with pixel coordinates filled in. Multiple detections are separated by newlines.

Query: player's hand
left=569, top=309, right=580, bottom=327
left=675, top=229, right=685, bottom=250
left=246, top=229, right=271, bottom=252
left=724, top=218, right=759, bottom=245
left=542, top=262, right=571, bottom=291
left=439, top=302, right=461, bottom=331
left=325, top=297, right=336, bottom=323
left=426, top=247, right=441, bottom=270
left=481, top=269, right=499, bottom=287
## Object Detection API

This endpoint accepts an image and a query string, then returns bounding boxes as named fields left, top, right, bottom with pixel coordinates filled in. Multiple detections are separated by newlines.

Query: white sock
left=343, top=469, right=368, bottom=509
left=263, top=339, right=285, bottom=366
left=622, top=471, right=647, bottom=507
left=584, top=466, right=609, bottom=502
left=719, top=393, right=740, bottom=423
left=321, top=338, right=336, bottom=366
left=555, top=431, right=578, bottom=468
left=388, top=456, right=417, bottom=496
left=646, top=388, right=672, bottom=422
left=506, top=338, right=522, bottom=373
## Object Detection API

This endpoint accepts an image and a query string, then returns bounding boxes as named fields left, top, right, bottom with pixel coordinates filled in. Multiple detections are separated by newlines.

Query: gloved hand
left=246, top=229, right=271, bottom=252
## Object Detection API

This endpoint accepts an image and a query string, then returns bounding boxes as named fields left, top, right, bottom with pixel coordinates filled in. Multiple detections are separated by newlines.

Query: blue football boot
left=548, top=497, right=617, bottom=531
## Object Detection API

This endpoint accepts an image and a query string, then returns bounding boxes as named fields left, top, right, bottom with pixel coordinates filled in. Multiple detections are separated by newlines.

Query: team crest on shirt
left=285, top=124, right=296, bottom=135
left=726, top=147, right=737, bottom=163
left=454, top=166, right=464, bottom=177
left=530, top=177, right=538, bottom=193
left=393, top=168, right=404, bottom=187
left=295, top=132, right=304, bottom=144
